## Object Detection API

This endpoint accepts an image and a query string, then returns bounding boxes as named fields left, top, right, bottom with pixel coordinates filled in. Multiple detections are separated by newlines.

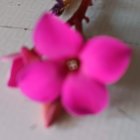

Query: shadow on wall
left=85, top=0, right=119, bottom=38
left=119, top=46, right=140, bottom=90
left=85, top=0, right=140, bottom=118
left=85, top=0, right=140, bottom=43
left=111, top=46, right=140, bottom=117
left=107, top=45, right=140, bottom=120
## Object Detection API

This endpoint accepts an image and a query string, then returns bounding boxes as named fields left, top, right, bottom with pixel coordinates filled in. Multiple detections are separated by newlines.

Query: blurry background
left=0, top=0, right=140, bottom=140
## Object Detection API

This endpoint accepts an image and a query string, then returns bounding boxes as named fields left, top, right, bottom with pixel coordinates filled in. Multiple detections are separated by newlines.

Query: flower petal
left=33, top=13, right=83, bottom=59
left=0, top=53, right=19, bottom=62
left=80, top=35, right=132, bottom=85
left=7, top=47, right=40, bottom=88
left=20, top=47, right=40, bottom=64
left=62, top=73, right=109, bottom=116
left=8, top=57, right=24, bottom=87
left=42, top=101, right=64, bottom=127
left=17, top=61, right=64, bottom=103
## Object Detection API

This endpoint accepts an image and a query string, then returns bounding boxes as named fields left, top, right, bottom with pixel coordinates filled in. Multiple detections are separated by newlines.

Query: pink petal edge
left=0, top=53, right=20, bottom=62
left=17, top=61, right=64, bottom=103
left=62, top=73, right=109, bottom=116
left=8, top=57, right=24, bottom=87
left=33, top=13, right=83, bottom=59
left=6, top=47, right=40, bottom=87
left=80, top=35, right=132, bottom=85
left=20, top=47, right=40, bottom=63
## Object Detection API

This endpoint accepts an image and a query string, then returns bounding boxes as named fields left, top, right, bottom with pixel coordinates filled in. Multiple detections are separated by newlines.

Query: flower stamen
left=66, top=58, right=80, bottom=72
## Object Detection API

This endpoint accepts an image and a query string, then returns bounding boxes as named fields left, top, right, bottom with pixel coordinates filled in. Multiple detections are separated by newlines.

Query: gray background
left=0, top=0, right=140, bottom=140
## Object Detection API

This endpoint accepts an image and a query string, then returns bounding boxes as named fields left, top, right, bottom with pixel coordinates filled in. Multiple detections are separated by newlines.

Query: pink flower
left=8, top=13, right=132, bottom=116
left=7, top=47, right=40, bottom=87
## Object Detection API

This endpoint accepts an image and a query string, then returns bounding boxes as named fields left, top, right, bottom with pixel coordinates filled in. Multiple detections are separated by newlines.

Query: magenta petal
left=80, top=35, right=132, bottom=85
left=21, top=47, right=40, bottom=64
left=33, top=13, right=83, bottom=59
left=8, top=57, right=24, bottom=87
left=7, top=47, right=40, bottom=87
left=62, top=73, right=109, bottom=116
left=17, top=61, right=64, bottom=103
left=1, top=53, right=19, bottom=62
